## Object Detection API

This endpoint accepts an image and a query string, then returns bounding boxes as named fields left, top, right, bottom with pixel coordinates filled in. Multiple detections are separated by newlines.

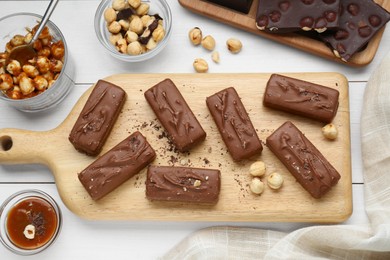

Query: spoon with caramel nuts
left=5, top=0, right=59, bottom=67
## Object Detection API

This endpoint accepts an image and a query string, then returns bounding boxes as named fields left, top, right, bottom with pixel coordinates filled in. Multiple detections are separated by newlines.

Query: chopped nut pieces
left=0, top=25, right=65, bottom=100
left=193, top=58, right=208, bottom=73
left=322, top=123, right=338, bottom=140
left=211, top=51, right=220, bottom=63
left=249, top=161, right=266, bottom=177
left=226, top=38, right=242, bottom=53
left=250, top=178, right=264, bottom=195
left=103, top=0, right=166, bottom=56
left=267, top=172, right=284, bottom=190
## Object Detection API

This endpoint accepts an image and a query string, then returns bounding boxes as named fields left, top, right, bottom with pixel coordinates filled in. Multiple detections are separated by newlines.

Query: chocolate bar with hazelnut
left=69, top=80, right=126, bottom=156
left=206, top=0, right=253, bottom=14
left=206, top=87, right=263, bottom=161
left=78, top=131, right=156, bottom=200
left=319, top=0, right=390, bottom=62
left=266, top=121, right=340, bottom=199
left=255, top=0, right=340, bottom=33
left=144, top=78, right=206, bottom=152
left=263, top=74, right=339, bottom=123
left=146, top=165, right=221, bottom=204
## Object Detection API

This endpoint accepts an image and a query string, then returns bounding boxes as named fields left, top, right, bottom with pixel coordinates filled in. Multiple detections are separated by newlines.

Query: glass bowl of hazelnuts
left=95, top=0, right=172, bottom=62
left=0, top=13, right=74, bottom=112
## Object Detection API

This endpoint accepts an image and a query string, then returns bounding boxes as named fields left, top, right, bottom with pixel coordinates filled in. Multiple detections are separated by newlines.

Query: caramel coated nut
left=201, top=35, right=216, bottom=51
left=249, top=161, right=266, bottom=177
left=250, top=178, right=265, bottom=195
left=267, top=172, right=284, bottom=190
left=193, top=58, right=209, bottom=73
left=322, top=123, right=338, bottom=140
left=226, top=38, right=242, bottom=53
left=189, top=27, right=202, bottom=45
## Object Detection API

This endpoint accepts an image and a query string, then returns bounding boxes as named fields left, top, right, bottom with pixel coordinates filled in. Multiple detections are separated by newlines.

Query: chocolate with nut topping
left=256, top=0, right=341, bottom=33
left=144, top=79, right=206, bottom=152
left=78, top=131, right=156, bottom=200
left=263, top=74, right=339, bottom=123
left=69, top=80, right=126, bottom=156
left=319, top=0, right=390, bottom=62
left=206, top=87, right=262, bottom=161
left=146, top=165, right=221, bottom=204
left=266, top=121, right=340, bottom=199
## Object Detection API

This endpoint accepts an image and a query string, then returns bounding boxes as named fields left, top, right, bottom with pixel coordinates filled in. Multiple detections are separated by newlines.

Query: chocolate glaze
left=69, top=80, right=126, bottom=156
left=206, top=87, right=263, bottom=161
left=266, top=121, right=340, bottom=199
left=319, top=0, right=390, bottom=61
left=263, top=74, right=339, bottom=123
left=146, top=165, right=220, bottom=204
left=207, top=0, right=253, bottom=14
left=78, top=131, right=156, bottom=200
left=256, top=0, right=341, bottom=33
left=144, top=79, right=206, bottom=152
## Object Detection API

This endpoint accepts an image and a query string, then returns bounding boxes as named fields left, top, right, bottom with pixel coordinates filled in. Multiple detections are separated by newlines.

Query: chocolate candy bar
left=146, top=165, right=221, bottom=204
left=69, top=80, right=126, bottom=156
left=266, top=121, right=340, bottom=199
left=263, top=74, right=339, bottom=123
left=78, top=131, right=156, bottom=200
left=206, top=87, right=263, bottom=161
left=256, top=0, right=341, bottom=33
left=206, top=0, right=253, bottom=14
left=320, top=0, right=390, bottom=62
left=144, top=79, right=206, bottom=152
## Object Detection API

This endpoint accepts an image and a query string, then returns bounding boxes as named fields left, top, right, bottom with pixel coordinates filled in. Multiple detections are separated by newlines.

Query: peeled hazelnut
left=129, top=16, right=143, bottom=35
left=322, top=123, right=338, bottom=140
left=250, top=178, right=265, bottom=195
left=153, top=25, right=165, bottom=43
left=125, top=30, right=138, bottom=43
left=23, top=224, right=35, bottom=240
left=226, top=38, right=242, bottom=53
left=127, top=41, right=143, bottom=55
left=249, top=161, right=266, bottom=177
left=108, top=21, right=122, bottom=34
left=112, top=0, right=127, bottom=11
left=267, top=172, right=284, bottom=190
left=146, top=38, right=157, bottom=50
left=201, top=35, right=216, bottom=51
left=104, top=7, right=117, bottom=23
left=117, top=38, right=128, bottom=53
left=189, top=27, right=202, bottom=45
left=110, top=33, right=123, bottom=45
left=193, top=58, right=208, bottom=73
left=141, top=15, right=152, bottom=27
left=119, top=19, right=130, bottom=31
left=19, top=76, right=35, bottom=95
left=136, top=3, right=150, bottom=16
left=211, top=51, right=220, bottom=63
left=128, top=0, right=141, bottom=9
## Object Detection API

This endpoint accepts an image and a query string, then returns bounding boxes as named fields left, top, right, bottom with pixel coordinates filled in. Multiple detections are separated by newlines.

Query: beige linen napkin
left=163, top=53, right=390, bottom=259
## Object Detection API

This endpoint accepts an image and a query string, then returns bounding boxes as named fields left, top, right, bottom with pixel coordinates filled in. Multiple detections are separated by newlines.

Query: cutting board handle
left=0, top=128, right=54, bottom=166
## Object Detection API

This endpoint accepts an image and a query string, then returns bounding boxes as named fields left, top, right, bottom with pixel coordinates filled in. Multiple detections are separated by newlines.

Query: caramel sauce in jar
left=6, top=197, right=58, bottom=250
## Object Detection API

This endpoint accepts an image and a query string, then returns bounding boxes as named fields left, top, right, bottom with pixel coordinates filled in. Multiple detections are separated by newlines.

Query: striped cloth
left=163, top=53, right=390, bottom=259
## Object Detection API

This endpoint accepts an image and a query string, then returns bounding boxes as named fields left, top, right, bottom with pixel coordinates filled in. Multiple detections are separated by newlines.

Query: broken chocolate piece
left=146, top=165, right=221, bottom=204
left=206, top=87, right=263, bottom=161
left=263, top=74, right=339, bottom=123
left=144, top=79, right=206, bottom=152
left=320, top=0, right=390, bottom=61
left=69, top=80, right=126, bottom=156
left=266, top=121, right=340, bottom=199
left=78, top=131, right=156, bottom=200
left=256, top=0, right=341, bottom=33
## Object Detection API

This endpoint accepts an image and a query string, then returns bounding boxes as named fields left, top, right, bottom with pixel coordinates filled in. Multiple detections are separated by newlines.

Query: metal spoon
left=5, top=0, right=59, bottom=67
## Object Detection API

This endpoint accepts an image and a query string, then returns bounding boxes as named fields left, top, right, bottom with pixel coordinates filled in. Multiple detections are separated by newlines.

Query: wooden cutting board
left=179, top=0, right=390, bottom=67
left=0, top=73, right=352, bottom=222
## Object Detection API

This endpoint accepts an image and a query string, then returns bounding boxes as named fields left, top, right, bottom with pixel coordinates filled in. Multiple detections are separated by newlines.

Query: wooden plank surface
left=179, top=0, right=390, bottom=67
left=0, top=73, right=352, bottom=222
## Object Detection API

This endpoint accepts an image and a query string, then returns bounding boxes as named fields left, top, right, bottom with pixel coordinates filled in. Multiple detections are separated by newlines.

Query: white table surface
left=1, top=0, right=389, bottom=259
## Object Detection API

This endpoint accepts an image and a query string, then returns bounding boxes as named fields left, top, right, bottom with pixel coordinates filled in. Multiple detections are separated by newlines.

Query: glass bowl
left=0, top=13, right=75, bottom=112
left=94, top=0, right=172, bottom=62
left=0, top=189, right=62, bottom=255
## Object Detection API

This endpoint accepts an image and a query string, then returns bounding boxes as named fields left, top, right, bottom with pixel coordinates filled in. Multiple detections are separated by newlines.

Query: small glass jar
left=0, top=189, right=62, bottom=255
left=0, top=13, right=75, bottom=112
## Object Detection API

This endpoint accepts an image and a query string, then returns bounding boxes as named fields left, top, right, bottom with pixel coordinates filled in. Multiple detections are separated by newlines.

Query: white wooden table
left=1, top=0, right=389, bottom=259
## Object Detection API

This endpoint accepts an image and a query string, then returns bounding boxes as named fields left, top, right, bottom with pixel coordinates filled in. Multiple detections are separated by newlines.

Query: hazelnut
left=250, top=178, right=265, bottom=195
left=19, top=76, right=35, bottom=95
left=322, top=123, right=338, bottom=140
left=146, top=38, right=157, bottom=50
left=0, top=73, right=14, bottom=90
left=193, top=180, right=201, bottom=187
left=119, top=19, right=130, bottom=31
left=152, top=25, right=165, bottom=43
left=189, top=27, right=202, bottom=45
left=116, top=38, right=128, bottom=53
left=104, top=7, right=117, bottom=23
left=127, top=41, right=143, bottom=55
left=23, top=224, right=35, bottom=240
left=136, top=3, right=150, bottom=16
left=226, top=38, right=242, bottom=53
left=141, top=15, right=152, bottom=27
left=211, top=51, right=220, bottom=63
left=201, top=35, right=216, bottom=51
left=112, top=0, right=127, bottom=11
left=267, top=172, right=284, bottom=190
left=108, top=21, right=122, bottom=34
left=128, top=0, right=141, bottom=9
left=129, top=16, right=143, bottom=35
left=249, top=161, right=266, bottom=177
left=193, top=58, right=208, bottom=73
left=10, top=35, right=25, bottom=47
left=109, top=33, right=123, bottom=45
left=125, top=31, right=138, bottom=43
